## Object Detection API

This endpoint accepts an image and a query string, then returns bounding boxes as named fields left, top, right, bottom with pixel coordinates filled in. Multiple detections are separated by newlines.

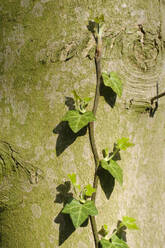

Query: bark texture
left=0, top=0, right=165, bottom=247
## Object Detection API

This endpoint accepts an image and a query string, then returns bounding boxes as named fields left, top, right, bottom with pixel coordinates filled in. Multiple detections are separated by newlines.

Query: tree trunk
left=0, top=0, right=165, bottom=247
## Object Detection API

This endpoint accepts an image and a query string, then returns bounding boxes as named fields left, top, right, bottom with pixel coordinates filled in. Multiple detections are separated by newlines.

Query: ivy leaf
left=68, top=173, right=76, bottom=185
left=63, top=110, right=96, bottom=133
left=100, top=238, right=114, bottom=248
left=102, top=72, right=123, bottom=97
left=94, top=14, right=105, bottom=24
left=73, top=90, right=81, bottom=102
left=84, top=184, right=96, bottom=197
left=122, top=216, right=139, bottom=230
left=116, top=137, right=134, bottom=151
left=101, top=159, right=123, bottom=186
left=73, top=90, right=92, bottom=104
left=102, top=148, right=109, bottom=158
left=111, top=235, right=129, bottom=248
left=62, top=199, right=98, bottom=228
left=83, top=97, right=92, bottom=104
left=98, top=224, right=109, bottom=237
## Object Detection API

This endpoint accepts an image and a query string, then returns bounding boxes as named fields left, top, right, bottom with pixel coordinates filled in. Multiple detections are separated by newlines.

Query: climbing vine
left=59, top=15, right=139, bottom=248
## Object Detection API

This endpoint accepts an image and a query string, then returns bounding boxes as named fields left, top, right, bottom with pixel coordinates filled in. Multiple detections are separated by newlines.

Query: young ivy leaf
left=94, top=14, right=105, bottom=24
left=100, top=238, right=113, bottom=248
left=73, top=90, right=81, bottom=102
left=101, top=159, right=123, bottom=186
left=102, top=148, right=109, bottom=158
left=111, top=234, right=129, bottom=248
left=73, top=90, right=91, bottom=111
left=121, top=216, right=139, bottom=230
left=63, top=110, right=96, bottom=133
left=98, top=224, right=109, bottom=237
left=116, top=137, right=134, bottom=151
left=84, top=184, right=96, bottom=197
left=102, top=72, right=123, bottom=97
left=62, top=199, right=98, bottom=228
left=68, top=173, right=76, bottom=185
left=83, top=97, right=92, bottom=104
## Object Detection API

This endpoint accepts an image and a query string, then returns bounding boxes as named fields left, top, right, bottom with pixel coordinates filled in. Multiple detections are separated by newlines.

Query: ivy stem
left=88, top=35, right=102, bottom=248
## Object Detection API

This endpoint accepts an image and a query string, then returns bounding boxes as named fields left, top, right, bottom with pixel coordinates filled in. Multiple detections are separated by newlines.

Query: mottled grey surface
left=0, top=0, right=165, bottom=247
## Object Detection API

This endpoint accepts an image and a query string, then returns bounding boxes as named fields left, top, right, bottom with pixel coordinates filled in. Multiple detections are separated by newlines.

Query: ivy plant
left=62, top=173, right=97, bottom=228
left=99, top=216, right=139, bottom=248
left=58, top=15, right=139, bottom=248
left=63, top=90, right=96, bottom=133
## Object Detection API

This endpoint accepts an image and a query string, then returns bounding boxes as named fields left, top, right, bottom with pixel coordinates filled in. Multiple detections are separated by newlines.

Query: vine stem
left=88, top=35, right=102, bottom=248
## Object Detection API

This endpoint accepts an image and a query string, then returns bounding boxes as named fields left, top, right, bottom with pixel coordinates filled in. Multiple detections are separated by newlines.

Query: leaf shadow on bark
left=97, top=166, right=115, bottom=200
left=54, top=181, right=75, bottom=245
left=97, top=144, right=121, bottom=199
left=100, top=80, right=117, bottom=108
left=53, top=97, right=87, bottom=156
left=54, top=181, right=88, bottom=245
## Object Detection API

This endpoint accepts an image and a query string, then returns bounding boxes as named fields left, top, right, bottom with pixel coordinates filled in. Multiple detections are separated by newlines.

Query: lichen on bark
left=0, top=0, right=165, bottom=248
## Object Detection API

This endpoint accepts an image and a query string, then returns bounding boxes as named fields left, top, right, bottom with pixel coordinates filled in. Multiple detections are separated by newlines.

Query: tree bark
left=0, top=0, right=165, bottom=247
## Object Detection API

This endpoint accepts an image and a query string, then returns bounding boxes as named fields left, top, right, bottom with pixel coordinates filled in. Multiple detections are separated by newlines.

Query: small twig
left=149, top=83, right=159, bottom=117
left=151, top=91, right=165, bottom=104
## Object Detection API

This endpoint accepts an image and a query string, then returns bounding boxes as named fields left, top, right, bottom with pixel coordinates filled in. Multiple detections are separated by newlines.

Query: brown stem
left=88, top=38, right=102, bottom=248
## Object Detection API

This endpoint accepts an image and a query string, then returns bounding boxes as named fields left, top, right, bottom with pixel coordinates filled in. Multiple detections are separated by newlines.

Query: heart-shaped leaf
left=62, top=199, right=98, bottom=228
left=94, top=14, right=105, bottom=24
left=100, top=238, right=114, bottom=248
left=116, top=137, right=134, bottom=151
left=84, top=184, right=96, bottom=197
left=63, top=110, right=96, bottom=133
left=102, top=72, right=123, bottom=97
left=101, top=159, right=123, bottom=186
left=68, top=173, right=76, bottom=185
left=122, top=216, right=139, bottom=230
left=111, top=235, right=129, bottom=248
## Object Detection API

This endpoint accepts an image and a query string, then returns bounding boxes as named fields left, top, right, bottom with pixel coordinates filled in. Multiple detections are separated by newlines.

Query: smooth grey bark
left=0, top=0, right=165, bottom=247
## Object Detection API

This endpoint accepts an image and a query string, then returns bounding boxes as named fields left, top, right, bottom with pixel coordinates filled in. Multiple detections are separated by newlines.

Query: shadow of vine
left=97, top=166, right=115, bottom=200
left=54, top=181, right=75, bottom=245
left=53, top=97, right=87, bottom=156
left=53, top=122, right=87, bottom=156
left=98, top=144, right=121, bottom=199
left=100, top=80, right=117, bottom=108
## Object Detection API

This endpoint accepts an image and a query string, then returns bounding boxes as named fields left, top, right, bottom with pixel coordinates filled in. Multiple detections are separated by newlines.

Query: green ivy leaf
left=63, top=110, right=96, bottom=133
left=101, top=159, right=123, bottom=186
left=116, top=137, right=134, bottom=151
left=68, top=173, right=76, bottom=185
left=102, top=148, right=109, bottom=158
left=73, top=91, right=91, bottom=109
left=111, top=235, right=129, bottom=248
left=73, top=90, right=81, bottom=102
left=84, top=184, right=96, bottom=197
left=122, top=216, right=139, bottom=230
left=100, top=238, right=114, bottom=248
left=83, top=97, right=92, bottom=104
left=94, top=14, right=105, bottom=24
left=102, top=72, right=123, bottom=97
left=98, top=224, right=109, bottom=237
left=62, top=199, right=98, bottom=228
